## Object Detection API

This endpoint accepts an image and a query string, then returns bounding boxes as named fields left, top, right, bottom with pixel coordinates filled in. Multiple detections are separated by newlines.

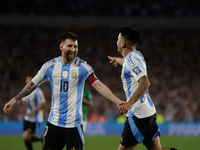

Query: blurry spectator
left=0, top=0, right=199, bottom=17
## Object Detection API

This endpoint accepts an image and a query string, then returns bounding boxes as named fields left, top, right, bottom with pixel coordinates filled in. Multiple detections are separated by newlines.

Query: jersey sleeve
left=32, top=64, right=49, bottom=86
left=127, top=55, right=147, bottom=81
left=79, top=59, right=98, bottom=85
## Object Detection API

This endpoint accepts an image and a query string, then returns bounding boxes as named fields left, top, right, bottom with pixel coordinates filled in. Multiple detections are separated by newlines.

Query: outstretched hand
left=108, top=56, right=118, bottom=67
left=3, top=98, right=17, bottom=114
left=117, top=101, right=132, bottom=115
left=116, top=100, right=125, bottom=107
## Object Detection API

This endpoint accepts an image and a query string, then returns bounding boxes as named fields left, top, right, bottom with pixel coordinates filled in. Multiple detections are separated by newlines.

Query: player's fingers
left=114, top=62, right=118, bottom=67
left=124, top=109, right=128, bottom=114
left=120, top=107, right=127, bottom=115
left=3, top=104, right=7, bottom=111
left=121, top=108, right=126, bottom=115
left=117, top=106, right=121, bottom=113
left=8, top=104, right=14, bottom=113
left=118, top=106, right=124, bottom=114
left=108, top=55, right=112, bottom=59
left=3, top=104, right=9, bottom=113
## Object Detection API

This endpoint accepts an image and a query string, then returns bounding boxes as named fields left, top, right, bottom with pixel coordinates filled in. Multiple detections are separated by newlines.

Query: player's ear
left=121, top=41, right=126, bottom=48
left=59, top=43, right=63, bottom=51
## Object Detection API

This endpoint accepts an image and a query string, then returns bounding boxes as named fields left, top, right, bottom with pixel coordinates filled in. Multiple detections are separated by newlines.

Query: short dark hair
left=61, top=32, right=78, bottom=43
left=119, top=26, right=140, bottom=45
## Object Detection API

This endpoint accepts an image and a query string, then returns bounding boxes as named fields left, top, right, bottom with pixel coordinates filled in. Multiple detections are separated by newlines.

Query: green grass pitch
left=0, top=135, right=199, bottom=150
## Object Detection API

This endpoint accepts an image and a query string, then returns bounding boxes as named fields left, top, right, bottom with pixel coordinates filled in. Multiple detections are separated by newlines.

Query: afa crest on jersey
left=71, top=70, right=77, bottom=79
left=62, top=71, right=68, bottom=79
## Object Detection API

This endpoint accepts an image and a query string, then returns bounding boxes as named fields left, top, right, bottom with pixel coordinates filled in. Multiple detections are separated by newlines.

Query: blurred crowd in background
left=0, top=0, right=199, bottom=124
left=1, top=0, right=199, bottom=17
left=0, top=25, right=199, bottom=123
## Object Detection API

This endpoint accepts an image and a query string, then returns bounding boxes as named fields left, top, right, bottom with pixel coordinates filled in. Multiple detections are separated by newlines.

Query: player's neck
left=61, top=57, right=73, bottom=65
left=122, top=48, right=134, bottom=58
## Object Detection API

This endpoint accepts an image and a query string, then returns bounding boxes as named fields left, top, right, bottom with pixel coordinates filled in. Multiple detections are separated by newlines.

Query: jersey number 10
left=60, top=81, right=68, bottom=92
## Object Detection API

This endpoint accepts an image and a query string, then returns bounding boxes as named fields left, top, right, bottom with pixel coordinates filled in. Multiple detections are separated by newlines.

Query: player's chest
left=121, top=65, right=132, bottom=79
left=50, top=64, right=80, bottom=82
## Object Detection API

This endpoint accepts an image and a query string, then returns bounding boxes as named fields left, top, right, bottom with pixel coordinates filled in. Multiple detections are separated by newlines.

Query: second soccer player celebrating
left=108, top=26, right=177, bottom=150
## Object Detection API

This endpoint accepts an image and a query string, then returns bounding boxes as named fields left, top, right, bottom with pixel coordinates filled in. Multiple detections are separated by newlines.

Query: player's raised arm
left=108, top=56, right=124, bottom=67
left=3, top=81, right=37, bottom=114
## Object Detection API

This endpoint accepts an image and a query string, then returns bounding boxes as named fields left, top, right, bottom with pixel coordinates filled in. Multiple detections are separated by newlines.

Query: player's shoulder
left=131, top=49, right=144, bottom=59
left=124, top=51, right=136, bottom=68
left=128, top=50, right=144, bottom=62
left=73, top=57, right=86, bottom=65
left=41, top=56, right=61, bottom=69
left=124, top=49, right=144, bottom=67
left=73, top=57, right=92, bottom=68
left=45, top=56, right=60, bottom=65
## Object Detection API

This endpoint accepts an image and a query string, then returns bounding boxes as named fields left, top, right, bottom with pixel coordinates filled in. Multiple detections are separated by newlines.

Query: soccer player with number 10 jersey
left=3, top=32, right=126, bottom=150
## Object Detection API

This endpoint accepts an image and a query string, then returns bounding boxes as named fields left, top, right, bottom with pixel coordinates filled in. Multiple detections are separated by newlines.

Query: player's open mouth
left=68, top=52, right=75, bottom=56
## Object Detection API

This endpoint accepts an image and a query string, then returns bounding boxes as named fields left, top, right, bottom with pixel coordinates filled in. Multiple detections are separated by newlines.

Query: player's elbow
left=139, top=76, right=151, bottom=89
left=146, top=80, right=151, bottom=88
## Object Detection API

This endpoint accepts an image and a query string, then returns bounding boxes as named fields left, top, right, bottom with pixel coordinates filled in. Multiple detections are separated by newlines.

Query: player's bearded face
left=64, top=49, right=77, bottom=61
left=62, top=39, right=78, bottom=61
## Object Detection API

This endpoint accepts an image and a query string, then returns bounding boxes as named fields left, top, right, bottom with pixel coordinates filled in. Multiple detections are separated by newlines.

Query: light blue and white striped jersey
left=121, top=49, right=156, bottom=118
left=22, top=87, right=45, bottom=123
left=32, top=56, right=94, bottom=128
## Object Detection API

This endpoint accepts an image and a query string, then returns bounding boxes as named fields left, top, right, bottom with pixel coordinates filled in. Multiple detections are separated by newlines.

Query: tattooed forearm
left=129, top=76, right=150, bottom=106
left=15, top=81, right=37, bottom=100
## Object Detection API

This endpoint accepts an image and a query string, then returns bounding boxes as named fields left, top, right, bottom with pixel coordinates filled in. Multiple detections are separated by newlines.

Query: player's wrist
left=14, top=95, right=22, bottom=101
left=12, top=97, right=18, bottom=102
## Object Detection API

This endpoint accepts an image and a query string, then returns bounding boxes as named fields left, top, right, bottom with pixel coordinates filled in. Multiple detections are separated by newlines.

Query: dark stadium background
left=0, top=0, right=200, bottom=137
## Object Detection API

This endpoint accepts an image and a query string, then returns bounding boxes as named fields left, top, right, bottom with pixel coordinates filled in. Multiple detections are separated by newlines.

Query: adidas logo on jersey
left=53, top=73, right=60, bottom=78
